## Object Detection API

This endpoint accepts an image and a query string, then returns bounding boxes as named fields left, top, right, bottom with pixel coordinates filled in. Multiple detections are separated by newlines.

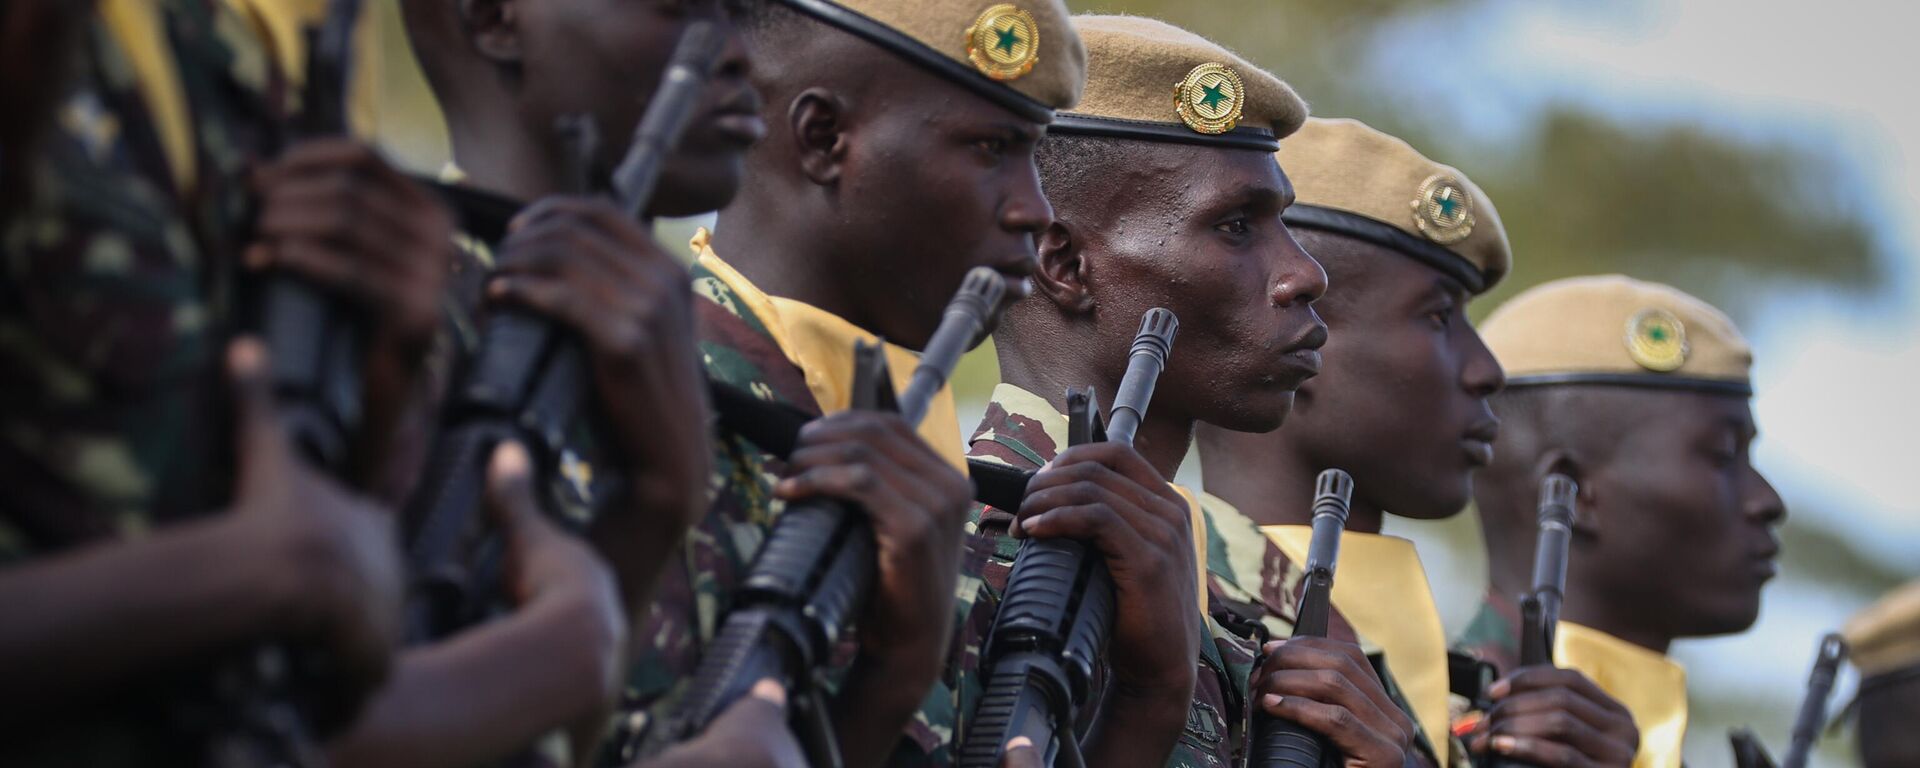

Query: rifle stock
left=1248, top=469, right=1354, bottom=768
left=956, top=308, right=1179, bottom=768
left=653, top=268, right=1010, bottom=768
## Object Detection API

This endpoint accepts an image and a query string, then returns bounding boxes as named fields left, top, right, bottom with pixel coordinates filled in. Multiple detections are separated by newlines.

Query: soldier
left=1195, top=119, right=1640, bottom=767
left=0, top=0, right=458, bottom=763
left=1845, top=580, right=1920, bottom=768
left=955, top=16, right=1445, bottom=767
left=1470, top=275, right=1786, bottom=768
left=369, top=0, right=802, bottom=764
left=604, top=0, right=1088, bottom=763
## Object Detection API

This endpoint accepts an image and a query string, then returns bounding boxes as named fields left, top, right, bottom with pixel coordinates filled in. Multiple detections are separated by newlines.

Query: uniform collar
left=1555, top=622, right=1689, bottom=768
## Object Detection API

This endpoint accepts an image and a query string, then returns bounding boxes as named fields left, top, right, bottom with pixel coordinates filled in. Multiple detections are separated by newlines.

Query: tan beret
left=775, top=0, right=1085, bottom=122
left=1277, top=118, right=1510, bottom=293
left=1047, top=15, right=1307, bottom=152
left=1846, top=581, right=1920, bottom=677
left=1482, top=275, right=1753, bottom=395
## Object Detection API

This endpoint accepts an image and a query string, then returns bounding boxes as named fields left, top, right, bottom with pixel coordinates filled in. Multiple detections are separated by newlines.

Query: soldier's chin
left=649, top=158, right=744, bottom=218
left=1212, top=390, right=1293, bottom=435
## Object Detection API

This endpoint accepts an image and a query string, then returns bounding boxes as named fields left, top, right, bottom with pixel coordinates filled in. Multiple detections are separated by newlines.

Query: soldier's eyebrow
left=1201, top=182, right=1283, bottom=217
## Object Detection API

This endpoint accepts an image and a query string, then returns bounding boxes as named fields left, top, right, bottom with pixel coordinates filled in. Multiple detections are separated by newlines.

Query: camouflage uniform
left=937, top=384, right=1445, bottom=767
left=0, top=0, right=292, bottom=763
left=941, top=383, right=1246, bottom=768
left=602, top=257, right=826, bottom=763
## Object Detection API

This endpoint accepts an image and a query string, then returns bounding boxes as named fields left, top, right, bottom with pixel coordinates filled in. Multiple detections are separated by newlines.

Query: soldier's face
left=1582, top=392, right=1784, bottom=637
left=829, top=73, right=1052, bottom=350
left=513, top=0, right=763, bottom=213
left=1282, top=234, right=1504, bottom=520
left=1068, top=146, right=1329, bottom=435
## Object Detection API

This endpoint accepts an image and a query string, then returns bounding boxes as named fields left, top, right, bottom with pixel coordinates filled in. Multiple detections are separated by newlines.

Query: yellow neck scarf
left=1554, top=622, right=1687, bottom=768
left=1263, top=527, right=1452, bottom=762
left=694, top=232, right=966, bottom=471
left=99, top=0, right=195, bottom=192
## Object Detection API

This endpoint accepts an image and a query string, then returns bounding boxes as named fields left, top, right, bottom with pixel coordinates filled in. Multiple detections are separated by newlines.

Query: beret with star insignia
left=1482, top=275, right=1754, bottom=395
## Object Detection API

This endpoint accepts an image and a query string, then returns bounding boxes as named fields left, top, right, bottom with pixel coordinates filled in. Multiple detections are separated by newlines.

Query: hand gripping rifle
left=655, top=267, right=1011, bottom=768
left=955, top=308, right=1180, bottom=768
left=1487, top=474, right=1578, bottom=768
left=400, top=20, right=727, bottom=642
left=203, top=3, right=364, bottom=766
left=1248, top=468, right=1355, bottom=768
left=1729, top=633, right=1848, bottom=768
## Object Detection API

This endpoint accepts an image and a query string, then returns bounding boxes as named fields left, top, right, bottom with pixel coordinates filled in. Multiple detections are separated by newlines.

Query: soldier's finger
left=1485, top=708, right=1630, bottom=767
left=998, top=736, right=1043, bottom=768
left=259, top=137, right=387, bottom=181
left=1257, top=693, right=1403, bottom=764
left=1022, top=457, right=1178, bottom=527
left=1487, top=733, right=1598, bottom=768
left=1267, top=637, right=1410, bottom=734
left=227, top=338, right=291, bottom=492
left=1017, top=478, right=1176, bottom=553
left=1487, top=682, right=1635, bottom=735
left=1042, top=442, right=1184, bottom=509
left=793, top=412, right=953, bottom=480
left=484, top=441, right=543, bottom=537
left=774, top=464, right=912, bottom=517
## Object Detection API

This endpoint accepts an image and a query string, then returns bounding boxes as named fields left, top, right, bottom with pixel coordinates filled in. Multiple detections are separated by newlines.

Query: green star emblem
left=1436, top=190, right=1460, bottom=218
left=1199, top=82, right=1229, bottom=111
left=1648, top=325, right=1669, bottom=342
left=995, top=24, right=1022, bottom=55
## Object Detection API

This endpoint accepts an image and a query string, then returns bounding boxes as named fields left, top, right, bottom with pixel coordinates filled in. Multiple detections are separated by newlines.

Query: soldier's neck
left=1204, top=451, right=1387, bottom=533
left=1562, top=582, right=1674, bottom=655
left=997, top=352, right=1193, bottom=479
left=449, top=113, right=581, bottom=202
left=709, top=197, right=879, bottom=332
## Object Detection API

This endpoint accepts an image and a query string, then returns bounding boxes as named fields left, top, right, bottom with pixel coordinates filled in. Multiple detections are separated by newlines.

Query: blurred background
left=360, top=0, right=1918, bottom=764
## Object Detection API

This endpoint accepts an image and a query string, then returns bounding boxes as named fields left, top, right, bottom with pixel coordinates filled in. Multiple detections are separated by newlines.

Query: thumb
left=709, top=678, right=789, bottom=736
left=999, top=736, right=1043, bottom=768
left=484, top=440, right=543, bottom=541
left=228, top=338, right=289, bottom=492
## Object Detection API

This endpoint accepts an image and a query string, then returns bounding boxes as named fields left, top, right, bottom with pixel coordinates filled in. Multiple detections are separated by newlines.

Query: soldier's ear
left=462, top=0, right=521, bottom=64
left=789, top=87, right=848, bottom=186
left=1033, top=220, right=1094, bottom=315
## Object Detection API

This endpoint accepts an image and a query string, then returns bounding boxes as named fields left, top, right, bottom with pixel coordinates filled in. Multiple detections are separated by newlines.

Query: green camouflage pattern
left=0, top=1, right=290, bottom=764
left=931, top=383, right=1246, bottom=767
left=1199, top=491, right=1453, bottom=766
left=0, top=0, right=288, bottom=563
left=601, top=258, right=828, bottom=765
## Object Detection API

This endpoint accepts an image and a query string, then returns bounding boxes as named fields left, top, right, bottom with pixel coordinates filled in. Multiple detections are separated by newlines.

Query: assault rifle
left=202, top=2, right=364, bottom=765
left=1488, top=474, right=1579, bottom=768
left=656, top=267, right=1011, bottom=768
left=1730, top=633, right=1848, bottom=768
left=1249, top=468, right=1355, bottom=768
left=956, top=308, right=1180, bottom=768
left=401, top=20, right=727, bottom=641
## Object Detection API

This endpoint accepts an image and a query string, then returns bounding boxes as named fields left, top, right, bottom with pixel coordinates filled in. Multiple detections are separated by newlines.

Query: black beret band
left=1503, top=372, right=1754, bottom=397
left=1282, top=203, right=1487, bottom=294
left=1048, top=113, right=1279, bottom=152
left=774, top=0, right=1055, bottom=124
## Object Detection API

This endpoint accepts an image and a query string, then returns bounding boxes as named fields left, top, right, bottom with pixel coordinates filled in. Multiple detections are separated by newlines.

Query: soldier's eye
left=1215, top=218, right=1250, bottom=236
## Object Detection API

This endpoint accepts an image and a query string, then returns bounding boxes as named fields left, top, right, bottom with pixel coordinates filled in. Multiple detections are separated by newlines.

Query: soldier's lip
left=1462, top=439, right=1494, bottom=467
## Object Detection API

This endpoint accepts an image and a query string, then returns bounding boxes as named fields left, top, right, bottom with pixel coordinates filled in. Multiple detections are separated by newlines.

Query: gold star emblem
left=1625, top=308, right=1689, bottom=372
left=965, top=4, right=1040, bottom=81
left=1411, top=173, right=1476, bottom=244
left=1173, top=62, right=1245, bottom=135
